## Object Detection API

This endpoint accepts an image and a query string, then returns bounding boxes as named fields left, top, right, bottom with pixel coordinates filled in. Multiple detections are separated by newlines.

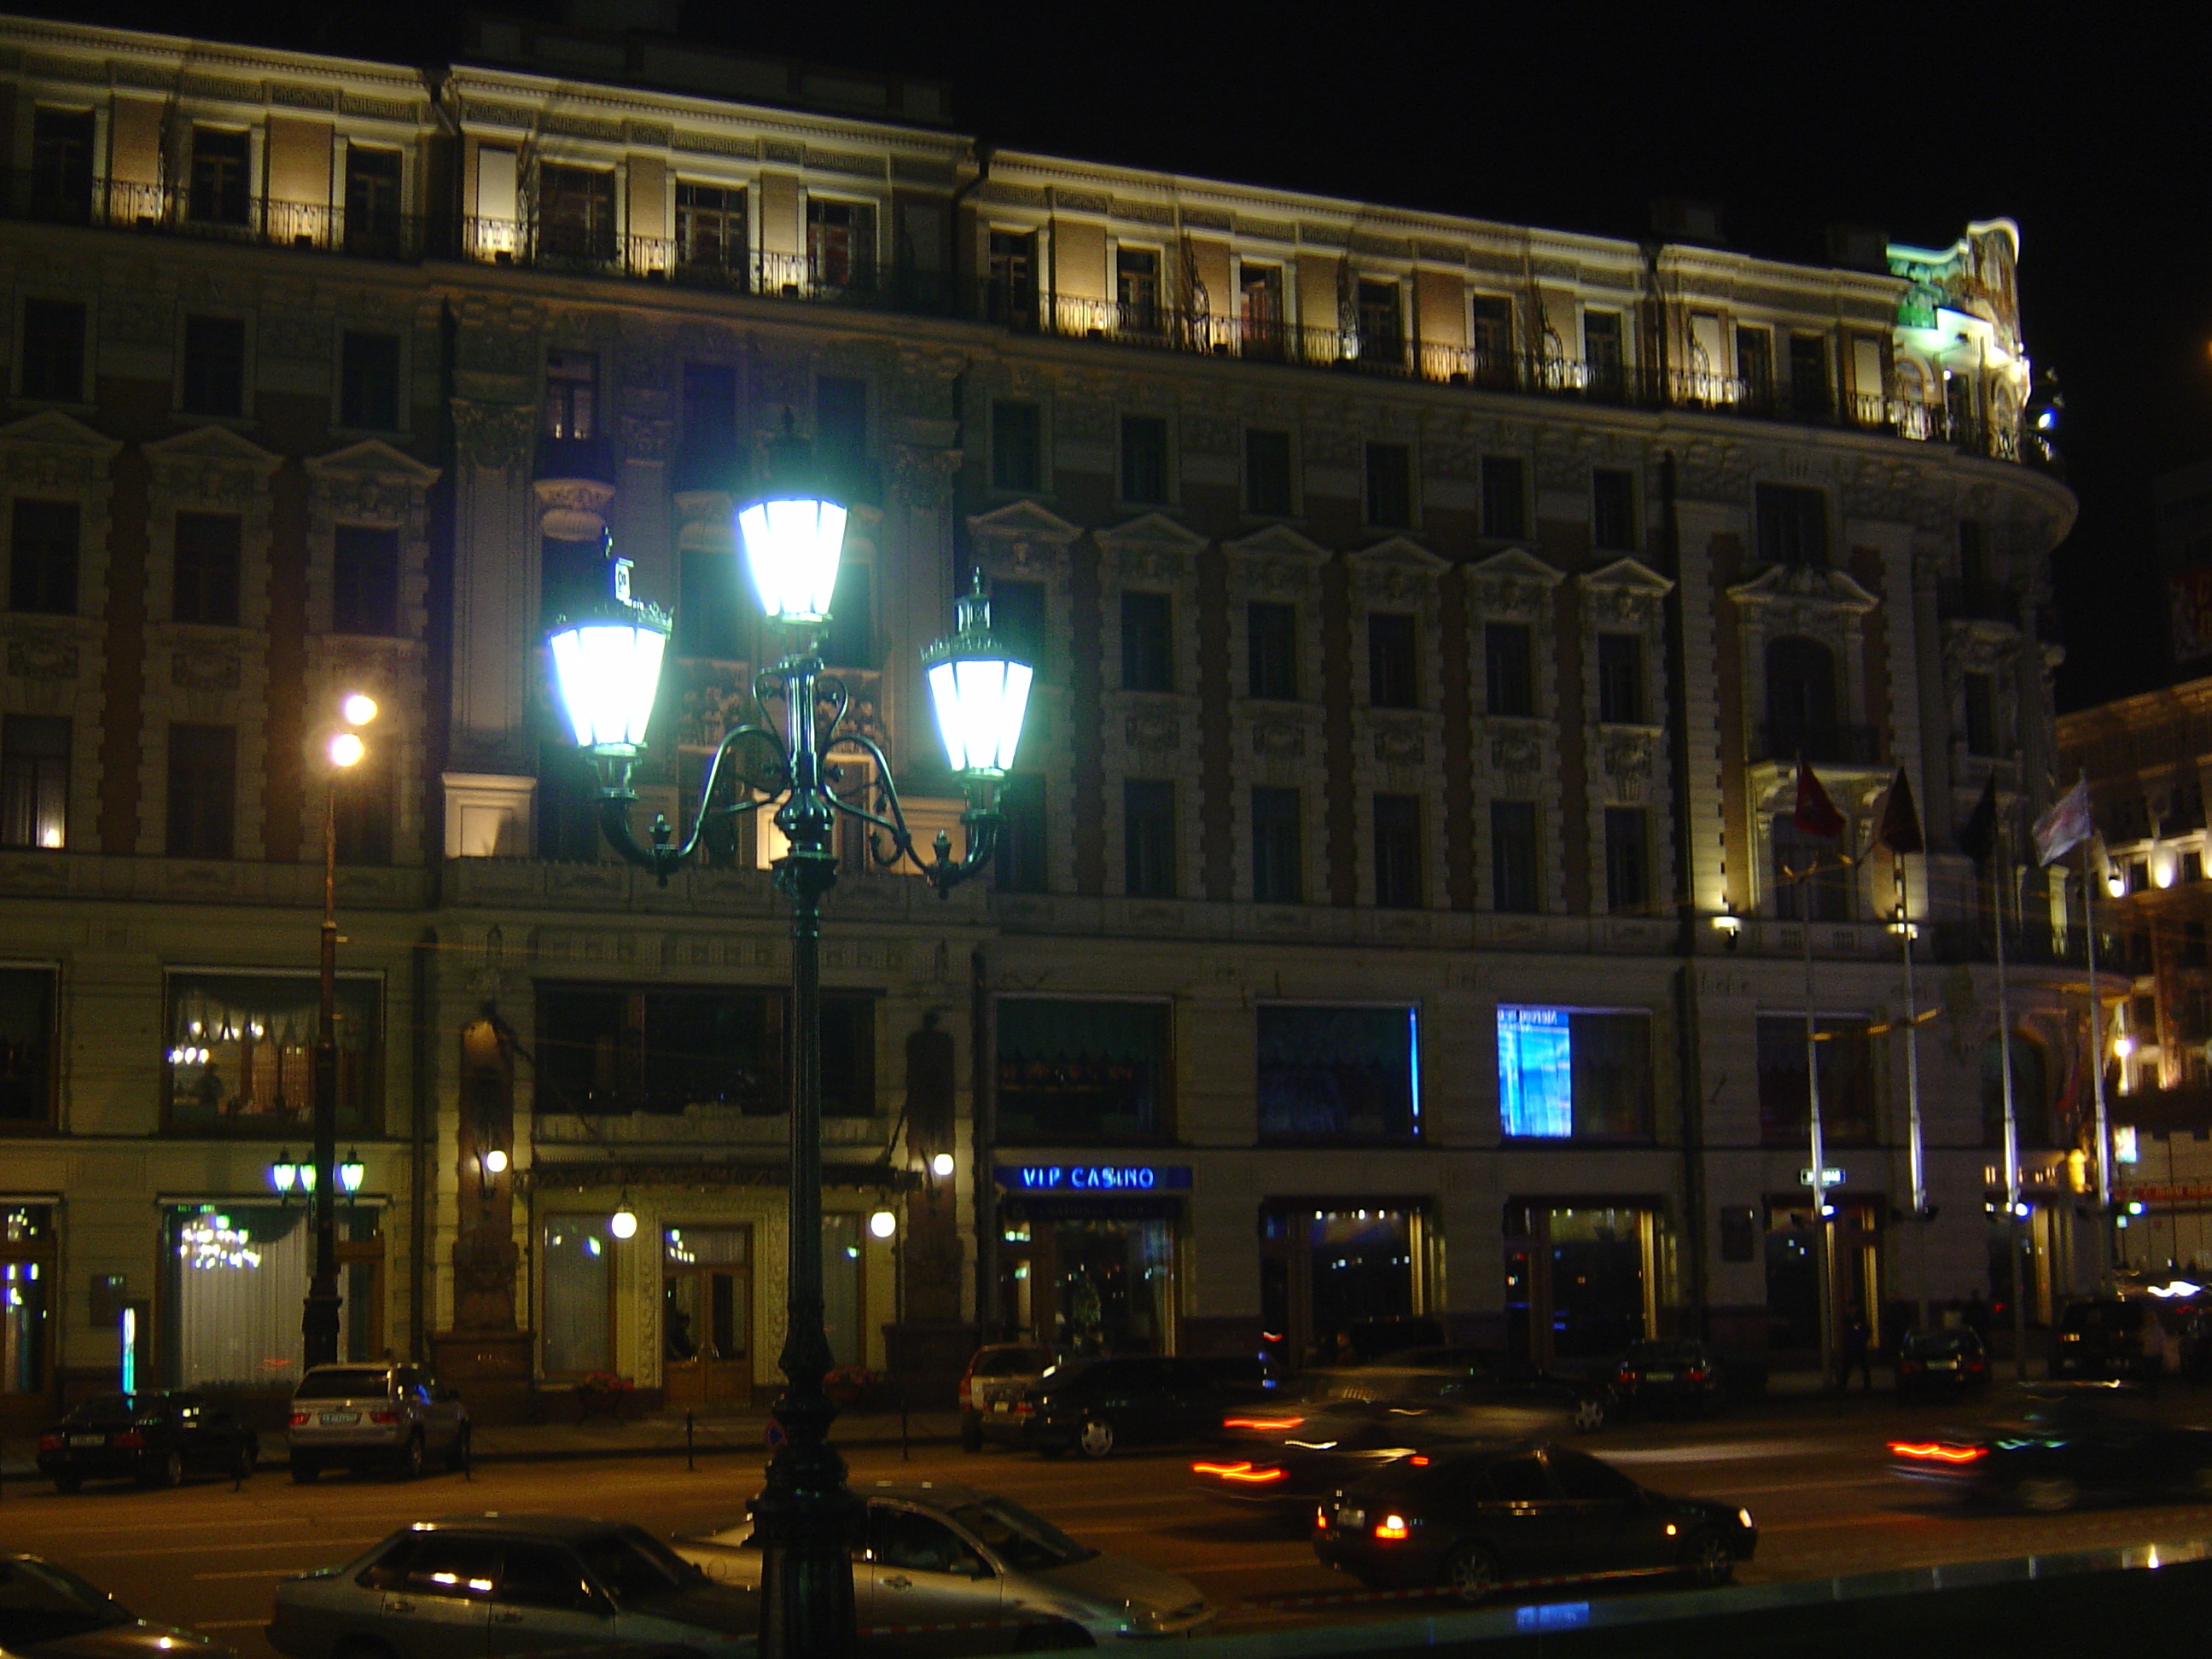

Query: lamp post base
left=754, top=1381, right=859, bottom=1659
left=302, top=1283, right=343, bottom=1371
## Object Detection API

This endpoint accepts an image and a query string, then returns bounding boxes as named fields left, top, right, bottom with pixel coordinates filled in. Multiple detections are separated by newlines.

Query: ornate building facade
left=0, top=9, right=2089, bottom=1418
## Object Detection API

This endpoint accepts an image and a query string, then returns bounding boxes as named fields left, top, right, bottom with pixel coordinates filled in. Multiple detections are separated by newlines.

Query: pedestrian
left=1837, top=1308, right=1873, bottom=1393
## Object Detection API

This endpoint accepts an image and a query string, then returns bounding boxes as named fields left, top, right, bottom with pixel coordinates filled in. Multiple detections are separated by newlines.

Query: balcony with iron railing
left=6, top=175, right=2041, bottom=468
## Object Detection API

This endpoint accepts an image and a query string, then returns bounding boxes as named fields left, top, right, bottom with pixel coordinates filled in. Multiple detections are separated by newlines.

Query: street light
left=305, top=692, right=377, bottom=1371
left=546, top=445, right=1029, bottom=1659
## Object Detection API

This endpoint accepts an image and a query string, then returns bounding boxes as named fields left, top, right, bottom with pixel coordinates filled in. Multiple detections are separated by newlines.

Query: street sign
left=1798, top=1167, right=1844, bottom=1188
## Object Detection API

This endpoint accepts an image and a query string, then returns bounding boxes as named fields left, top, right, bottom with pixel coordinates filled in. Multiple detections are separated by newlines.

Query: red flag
left=1794, top=760, right=1845, bottom=840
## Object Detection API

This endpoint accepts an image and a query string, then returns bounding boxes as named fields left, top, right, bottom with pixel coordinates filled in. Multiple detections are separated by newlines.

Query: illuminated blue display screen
left=1498, top=1005, right=1574, bottom=1138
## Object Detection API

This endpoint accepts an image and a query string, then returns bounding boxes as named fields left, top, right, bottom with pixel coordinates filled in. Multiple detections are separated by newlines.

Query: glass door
left=662, top=1226, right=751, bottom=1406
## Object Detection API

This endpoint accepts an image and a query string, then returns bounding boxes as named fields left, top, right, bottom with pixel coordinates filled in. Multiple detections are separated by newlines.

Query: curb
left=467, top=1431, right=958, bottom=1465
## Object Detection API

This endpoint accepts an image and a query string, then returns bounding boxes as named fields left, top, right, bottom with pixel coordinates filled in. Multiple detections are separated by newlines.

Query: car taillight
left=1685, top=1367, right=1708, bottom=1382
left=1013, top=1401, right=1034, bottom=1417
left=1968, top=1359, right=1988, bottom=1372
left=37, top=1433, right=61, bottom=1451
left=369, top=1410, right=399, bottom=1424
left=114, top=1430, right=146, bottom=1448
left=289, top=1412, right=311, bottom=1427
left=1373, top=1514, right=1411, bottom=1540
left=1192, top=1461, right=1288, bottom=1484
left=1224, top=1415, right=1305, bottom=1430
left=1889, top=1441, right=1988, bottom=1463
left=957, top=1378, right=972, bottom=1409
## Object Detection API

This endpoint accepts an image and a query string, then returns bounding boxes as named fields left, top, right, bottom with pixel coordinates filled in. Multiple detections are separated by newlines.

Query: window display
left=1496, top=1005, right=1652, bottom=1139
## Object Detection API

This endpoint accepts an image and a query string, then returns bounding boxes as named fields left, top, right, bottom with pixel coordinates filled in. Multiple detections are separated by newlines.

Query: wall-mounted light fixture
left=1712, top=904, right=1742, bottom=950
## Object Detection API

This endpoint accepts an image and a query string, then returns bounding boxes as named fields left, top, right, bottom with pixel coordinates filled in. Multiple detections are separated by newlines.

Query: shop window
left=533, top=985, right=876, bottom=1118
left=1, top=716, right=68, bottom=850
left=1758, top=1013, right=1875, bottom=1145
left=0, top=970, right=55, bottom=1126
left=823, top=1213, right=863, bottom=1367
left=0, top=1205, right=51, bottom=1394
left=20, top=298, right=84, bottom=402
left=333, top=527, right=400, bottom=637
left=166, top=1203, right=368, bottom=1387
left=1248, top=602, right=1298, bottom=700
left=1260, top=1202, right=1423, bottom=1365
left=181, top=314, right=246, bottom=416
left=1495, top=1006, right=1653, bottom=1140
left=1121, top=592, right=1173, bottom=693
left=995, top=997, right=1169, bottom=1143
left=164, top=970, right=381, bottom=1132
left=1257, top=1004, right=1417, bottom=1140
left=991, top=402, right=1042, bottom=492
left=998, top=1211, right=1175, bottom=1355
left=542, top=1216, right=612, bottom=1376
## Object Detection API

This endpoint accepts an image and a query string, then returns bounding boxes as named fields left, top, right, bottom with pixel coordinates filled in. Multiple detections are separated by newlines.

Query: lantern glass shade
left=550, top=619, right=668, bottom=752
left=926, top=654, right=1033, bottom=777
left=339, top=1153, right=365, bottom=1194
left=737, top=496, right=847, bottom=626
left=271, top=1158, right=299, bottom=1193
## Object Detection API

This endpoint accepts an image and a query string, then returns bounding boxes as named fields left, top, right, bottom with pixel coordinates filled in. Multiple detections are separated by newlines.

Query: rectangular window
left=1958, top=519, right=1990, bottom=593
left=166, top=724, right=236, bottom=859
left=173, top=513, right=242, bottom=626
left=1121, top=591, right=1173, bottom=692
left=817, top=375, right=869, bottom=495
left=1592, top=468, right=1636, bottom=550
left=543, top=351, right=597, bottom=442
left=533, top=985, right=874, bottom=1117
left=678, top=361, right=740, bottom=492
left=807, top=197, right=876, bottom=289
left=1484, top=621, right=1534, bottom=717
left=1123, top=779, right=1177, bottom=899
left=1755, top=483, right=1828, bottom=567
left=29, top=108, right=95, bottom=221
left=989, top=579, right=1045, bottom=671
left=1963, top=671, right=1999, bottom=757
left=994, top=773, right=1048, bottom=893
left=1771, top=812, right=1850, bottom=921
left=1496, top=1006, right=1653, bottom=1139
left=986, top=228, right=1039, bottom=328
left=1373, top=792, right=1422, bottom=908
left=189, top=126, right=251, bottom=226
left=0, top=969, right=55, bottom=1125
left=1356, top=279, right=1403, bottom=365
left=1788, top=333, right=1832, bottom=416
left=9, top=499, right=79, bottom=614
left=995, top=997, right=1169, bottom=1142
left=1492, top=799, right=1540, bottom=912
left=1115, top=247, right=1161, bottom=334
left=1365, top=442, right=1412, bottom=529
left=536, top=741, right=602, bottom=863
left=1239, top=264, right=1284, bottom=358
left=992, top=402, right=1041, bottom=492
left=1481, top=455, right=1526, bottom=539
left=342, top=145, right=404, bottom=257
left=1582, top=311, right=1625, bottom=400
left=339, top=331, right=401, bottom=430
left=540, top=164, right=616, bottom=262
left=332, top=765, right=393, bottom=866
left=1244, top=428, right=1293, bottom=515
left=1470, top=294, right=1514, bottom=383
left=0, top=716, right=68, bottom=850
left=332, top=527, right=400, bottom=637
left=1758, top=1013, right=1875, bottom=1145
left=181, top=315, right=245, bottom=416
left=20, top=298, right=85, bottom=402
left=1596, top=632, right=1644, bottom=724
left=164, top=969, right=380, bottom=1131
left=822, top=561, right=875, bottom=668
left=1248, top=602, right=1298, bottom=701
left=1368, top=612, right=1418, bottom=707
left=542, top=1218, right=612, bottom=1375
left=1604, top=806, right=1649, bottom=914
left=675, top=182, right=747, bottom=272
left=1120, top=414, right=1169, bottom=504
left=1737, top=326, right=1774, bottom=408
left=1251, top=785, right=1301, bottom=904
left=1258, top=1004, right=1417, bottom=1140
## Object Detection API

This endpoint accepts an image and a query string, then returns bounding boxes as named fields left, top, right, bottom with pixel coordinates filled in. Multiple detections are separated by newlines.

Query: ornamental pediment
left=1465, top=546, right=1564, bottom=587
left=143, top=424, right=282, bottom=472
left=1095, top=510, right=1206, bottom=553
left=967, top=498, right=1081, bottom=545
left=0, top=409, right=120, bottom=458
left=1225, top=524, right=1330, bottom=566
left=306, top=438, right=442, bottom=489
left=1579, top=556, right=1674, bottom=598
left=1726, top=562, right=1879, bottom=615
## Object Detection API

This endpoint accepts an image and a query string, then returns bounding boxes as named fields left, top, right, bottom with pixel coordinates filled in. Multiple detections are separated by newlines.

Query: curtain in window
left=824, top=1214, right=861, bottom=1369
left=543, top=1218, right=612, bottom=1375
left=171, top=1205, right=346, bottom=1388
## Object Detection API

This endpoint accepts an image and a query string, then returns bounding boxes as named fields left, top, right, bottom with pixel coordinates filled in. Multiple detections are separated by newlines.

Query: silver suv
left=287, top=1363, right=469, bottom=1481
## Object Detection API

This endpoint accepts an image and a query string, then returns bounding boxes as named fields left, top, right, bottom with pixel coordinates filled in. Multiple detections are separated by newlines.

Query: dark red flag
left=1794, top=760, right=1845, bottom=840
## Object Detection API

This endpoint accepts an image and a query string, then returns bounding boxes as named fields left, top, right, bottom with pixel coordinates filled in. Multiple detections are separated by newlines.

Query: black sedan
left=1889, top=1383, right=2212, bottom=1512
left=1194, top=1400, right=1487, bottom=1512
left=1610, top=1340, right=1726, bottom=1417
left=36, top=1392, right=260, bottom=1491
left=994, top=1355, right=1227, bottom=1459
left=1313, top=1441, right=1755, bottom=1603
left=0, top=1552, right=238, bottom=1659
left=1895, top=1328, right=1992, bottom=1398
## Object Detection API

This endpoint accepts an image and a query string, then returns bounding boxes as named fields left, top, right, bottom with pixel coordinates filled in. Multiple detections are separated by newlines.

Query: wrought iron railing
left=15, top=178, right=2039, bottom=467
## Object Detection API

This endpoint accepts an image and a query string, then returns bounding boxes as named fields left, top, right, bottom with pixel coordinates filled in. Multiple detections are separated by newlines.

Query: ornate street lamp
left=545, top=447, right=1030, bottom=1659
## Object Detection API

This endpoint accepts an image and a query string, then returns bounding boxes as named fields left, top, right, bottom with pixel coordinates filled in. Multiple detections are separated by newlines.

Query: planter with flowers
left=824, top=1365, right=888, bottom=1410
left=575, top=1371, right=637, bottom=1422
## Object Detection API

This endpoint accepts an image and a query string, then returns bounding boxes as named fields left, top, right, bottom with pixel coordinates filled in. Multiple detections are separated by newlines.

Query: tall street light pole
left=306, top=693, right=378, bottom=1370
left=547, top=447, right=1032, bottom=1659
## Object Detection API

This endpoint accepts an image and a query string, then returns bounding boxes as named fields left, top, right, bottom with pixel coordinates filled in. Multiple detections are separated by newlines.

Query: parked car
left=2051, top=1297, right=2170, bottom=1386
left=1195, top=1398, right=1507, bottom=1513
left=268, top=1515, right=754, bottom=1659
left=955, top=1344, right=1053, bottom=1453
left=1313, top=1441, right=1756, bottom=1603
left=286, top=1362, right=469, bottom=1481
left=1889, top=1382, right=2212, bottom=1512
left=34, top=1391, right=259, bottom=1492
left=676, top=1481, right=1214, bottom=1647
left=1610, top=1340, right=1726, bottom=1417
left=0, top=1552, right=240, bottom=1659
left=1895, top=1328, right=1992, bottom=1398
left=984, top=1355, right=1229, bottom=1458
left=1314, top=1346, right=1610, bottom=1434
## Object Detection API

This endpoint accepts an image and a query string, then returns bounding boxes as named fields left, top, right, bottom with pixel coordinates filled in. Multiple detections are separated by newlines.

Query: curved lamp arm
left=591, top=722, right=790, bottom=885
left=820, top=726, right=1001, bottom=896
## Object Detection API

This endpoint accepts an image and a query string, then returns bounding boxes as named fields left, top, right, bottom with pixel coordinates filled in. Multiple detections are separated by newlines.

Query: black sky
left=48, top=0, right=2212, bottom=712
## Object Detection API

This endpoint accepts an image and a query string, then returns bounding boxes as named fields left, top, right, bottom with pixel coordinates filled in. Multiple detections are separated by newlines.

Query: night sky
left=43, top=0, right=2210, bottom=713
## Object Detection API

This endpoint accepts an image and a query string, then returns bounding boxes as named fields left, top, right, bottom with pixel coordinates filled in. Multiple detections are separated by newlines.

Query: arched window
left=1765, top=636, right=1837, bottom=758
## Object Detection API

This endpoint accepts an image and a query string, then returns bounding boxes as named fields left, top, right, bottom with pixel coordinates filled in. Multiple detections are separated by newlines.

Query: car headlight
left=1738, top=1509, right=1754, bottom=1529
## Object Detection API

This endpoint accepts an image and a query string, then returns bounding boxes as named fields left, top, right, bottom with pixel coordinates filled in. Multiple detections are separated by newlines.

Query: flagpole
left=1899, top=865, right=1926, bottom=1220
left=1803, top=851, right=1833, bottom=1389
left=2081, top=823, right=2112, bottom=1273
left=1994, top=822, right=2027, bottom=1383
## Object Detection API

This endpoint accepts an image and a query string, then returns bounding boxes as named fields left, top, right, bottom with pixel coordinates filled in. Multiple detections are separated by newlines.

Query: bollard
left=685, top=1409, right=695, bottom=1471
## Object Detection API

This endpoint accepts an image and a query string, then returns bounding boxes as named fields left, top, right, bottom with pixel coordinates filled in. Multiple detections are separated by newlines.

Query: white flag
left=2032, top=777, right=2093, bottom=867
